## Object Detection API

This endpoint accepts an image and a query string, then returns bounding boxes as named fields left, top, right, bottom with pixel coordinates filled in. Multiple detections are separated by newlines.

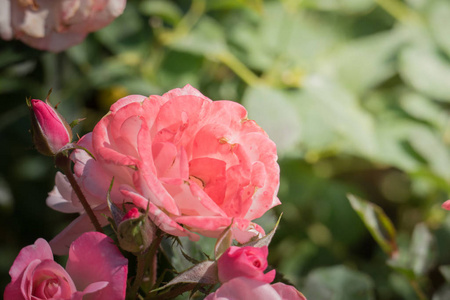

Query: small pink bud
left=121, top=207, right=141, bottom=222
left=27, top=97, right=72, bottom=156
left=117, top=208, right=155, bottom=253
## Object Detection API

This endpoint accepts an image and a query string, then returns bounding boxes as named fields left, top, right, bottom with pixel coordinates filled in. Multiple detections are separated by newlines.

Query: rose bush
left=218, top=246, right=275, bottom=283
left=0, top=0, right=126, bottom=52
left=4, top=232, right=128, bottom=300
left=204, top=277, right=307, bottom=300
left=47, top=85, right=280, bottom=254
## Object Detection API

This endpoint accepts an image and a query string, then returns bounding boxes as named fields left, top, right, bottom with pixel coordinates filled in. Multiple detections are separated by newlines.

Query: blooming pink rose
left=205, top=277, right=307, bottom=300
left=28, top=98, right=72, bottom=156
left=47, top=85, right=280, bottom=254
left=0, top=0, right=126, bottom=52
left=4, top=232, right=128, bottom=300
left=218, top=246, right=275, bottom=283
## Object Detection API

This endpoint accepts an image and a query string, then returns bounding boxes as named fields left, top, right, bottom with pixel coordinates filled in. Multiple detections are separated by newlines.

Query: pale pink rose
left=218, top=246, right=275, bottom=283
left=204, top=277, right=307, bottom=300
left=4, top=232, right=128, bottom=300
left=28, top=98, right=72, bottom=156
left=47, top=85, right=280, bottom=254
left=0, top=0, right=126, bottom=52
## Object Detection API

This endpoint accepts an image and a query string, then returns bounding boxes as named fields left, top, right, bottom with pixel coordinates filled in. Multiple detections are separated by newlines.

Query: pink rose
left=47, top=85, right=280, bottom=254
left=4, top=232, right=128, bottom=300
left=0, top=0, right=126, bottom=52
left=218, top=246, right=275, bottom=283
left=205, top=277, right=307, bottom=300
left=28, top=98, right=72, bottom=156
left=442, top=200, right=450, bottom=210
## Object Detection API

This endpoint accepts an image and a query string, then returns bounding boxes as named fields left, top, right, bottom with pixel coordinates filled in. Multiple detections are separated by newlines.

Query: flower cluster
left=5, top=85, right=305, bottom=299
left=4, top=232, right=127, bottom=300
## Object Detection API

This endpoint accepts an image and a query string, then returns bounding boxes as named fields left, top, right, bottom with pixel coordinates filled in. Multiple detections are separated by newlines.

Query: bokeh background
left=2, top=0, right=450, bottom=299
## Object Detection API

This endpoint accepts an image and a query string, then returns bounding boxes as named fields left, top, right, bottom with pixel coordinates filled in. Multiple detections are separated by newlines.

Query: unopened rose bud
left=27, top=97, right=72, bottom=156
left=118, top=208, right=155, bottom=253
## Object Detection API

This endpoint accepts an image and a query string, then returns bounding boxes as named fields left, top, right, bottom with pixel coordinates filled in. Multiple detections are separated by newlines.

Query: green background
left=2, top=0, right=450, bottom=299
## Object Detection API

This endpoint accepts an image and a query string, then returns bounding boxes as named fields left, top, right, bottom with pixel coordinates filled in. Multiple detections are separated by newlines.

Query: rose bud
left=217, top=246, right=276, bottom=284
left=27, top=98, right=72, bottom=156
left=117, top=208, right=156, bottom=253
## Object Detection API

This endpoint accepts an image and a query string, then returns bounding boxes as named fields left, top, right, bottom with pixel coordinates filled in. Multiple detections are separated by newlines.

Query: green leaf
left=153, top=260, right=218, bottom=292
left=303, top=265, right=375, bottom=300
left=242, top=86, right=302, bottom=158
left=321, top=28, right=408, bottom=94
left=408, top=126, right=450, bottom=181
left=214, top=223, right=233, bottom=259
left=439, top=265, right=450, bottom=283
left=160, top=236, right=216, bottom=273
left=302, top=0, right=375, bottom=14
left=399, top=45, right=450, bottom=102
left=348, top=194, right=398, bottom=257
left=399, top=91, right=448, bottom=130
left=433, top=285, right=450, bottom=300
left=297, top=76, right=377, bottom=157
left=226, top=2, right=347, bottom=72
left=410, top=223, right=436, bottom=276
left=428, top=0, right=450, bottom=57
left=139, top=0, right=183, bottom=25
left=168, top=17, right=227, bottom=56
left=241, top=213, right=282, bottom=248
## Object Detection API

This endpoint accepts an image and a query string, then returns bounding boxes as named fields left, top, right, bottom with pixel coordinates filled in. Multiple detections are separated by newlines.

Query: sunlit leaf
left=301, top=0, right=374, bottom=13
left=348, top=194, right=398, bottom=257
left=140, top=0, right=183, bottom=25
left=243, top=86, right=302, bottom=158
left=399, top=45, right=450, bottom=102
left=303, top=265, right=375, bottom=300
left=168, top=17, right=227, bottom=56
left=428, top=0, right=450, bottom=57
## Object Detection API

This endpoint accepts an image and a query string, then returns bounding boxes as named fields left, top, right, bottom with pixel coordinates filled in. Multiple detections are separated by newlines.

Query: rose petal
left=205, top=277, right=282, bottom=300
left=120, top=186, right=199, bottom=241
left=49, top=207, right=110, bottom=255
left=66, top=232, right=128, bottom=300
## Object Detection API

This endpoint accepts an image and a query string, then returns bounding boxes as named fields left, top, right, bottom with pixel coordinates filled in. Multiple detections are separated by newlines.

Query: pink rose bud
left=27, top=98, right=72, bottom=156
left=117, top=207, right=156, bottom=253
left=218, top=246, right=276, bottom=284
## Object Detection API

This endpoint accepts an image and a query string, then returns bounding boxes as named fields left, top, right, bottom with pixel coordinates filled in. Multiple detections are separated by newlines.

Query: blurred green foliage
left=2, top=0, right=450, bottom=299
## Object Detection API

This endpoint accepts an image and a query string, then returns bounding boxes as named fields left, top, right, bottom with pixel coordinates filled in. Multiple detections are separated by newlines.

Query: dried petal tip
left=28, top=98, right=72, bottom=156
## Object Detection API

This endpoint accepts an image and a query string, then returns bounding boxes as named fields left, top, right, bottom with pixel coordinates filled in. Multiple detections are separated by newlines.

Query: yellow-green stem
left=215, top=51, right=261, bottom=86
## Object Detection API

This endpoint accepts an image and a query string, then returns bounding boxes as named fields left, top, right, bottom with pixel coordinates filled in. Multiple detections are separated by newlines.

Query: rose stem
left=128, top=233, right=164, bottom=299
left=55, top=153, right=103, bottom=233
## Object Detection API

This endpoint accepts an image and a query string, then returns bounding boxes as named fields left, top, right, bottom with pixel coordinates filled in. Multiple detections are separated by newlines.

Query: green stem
left=127, top=234, right=164, bottom=299
left=215, top=51, right=261, bottom=86
left=410, top=279, right=428, bottom=300
left=54, top=153, right=103, bottom=233
left=374, top=0, right=421, bottom=23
